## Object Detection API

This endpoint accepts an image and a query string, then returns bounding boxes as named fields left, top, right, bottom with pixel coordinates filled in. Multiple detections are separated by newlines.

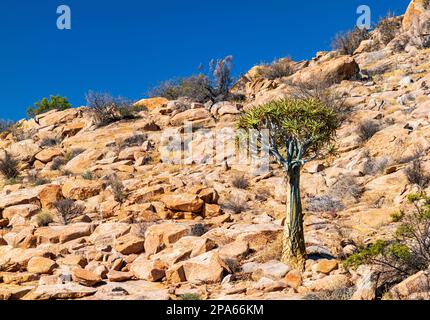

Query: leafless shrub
left=291, top=82, right=349, bottom=120
left=255, top=187, right=272, bottom=201
left=362, top=154, right=390, bottom=176
left=306, top=195, right=344, bottom=213
left=405, top=160, right=430, bottom=188
left=9, top=124, right=36, bottom=142
left=104, top=174, right=127, bottom=203
left=190, top=223, right=206, bottom=237
left=64, top=148, right=86, bottom=162
left=54, top=199, right=85, bottom=225
left=332, top=27, right=370, bottom=55
left=376, top=12, right=402, bottom=45
left=260, top=58, right=294, bottom=80
left=304, top=287, right=355, bottom=300
left=39, top=136, right=62, bottom=148
left=397, top=145, right=427, bottom=164
left=26, top=170, right=50, bottom=186
left=231, top=175, right=250, bottom=189
left=330, top=174, right=364, bottom=201
left=119, top=133, right=147, bottom=149
left=222, top=194, right=249, bottom=214
left=86, top=91, right=138, bottom=127
left=0, top=152, right=20, bottom=180
left=357, top=120, right=381, bottom=143
left=51, top=156, right=67, bottom=170
left=0, top=119, right=14, bottom=133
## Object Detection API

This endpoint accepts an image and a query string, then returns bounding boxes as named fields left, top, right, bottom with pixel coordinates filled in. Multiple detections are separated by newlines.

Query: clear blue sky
left=0, top=0, right=411, bottom=121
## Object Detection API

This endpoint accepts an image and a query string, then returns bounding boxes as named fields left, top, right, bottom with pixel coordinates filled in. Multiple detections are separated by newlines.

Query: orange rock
left=27, top=257, right=57, bottom=274
left=72, top=268, right=102, bottom=287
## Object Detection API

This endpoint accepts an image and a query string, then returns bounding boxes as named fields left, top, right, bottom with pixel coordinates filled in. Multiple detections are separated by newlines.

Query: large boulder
left=133, top=97, right=169, bottom=111
left=290, top=56, right=359, bottom=86
left=403, top=0, right=428, bottom=31
left=8, top=139, right=41, bottom=162
left=144, top=223, right=191, bottom=255
left=26, top=257, right=57, bottom=275
left=62, top=178, right=103, bottom=200
left=170, top=109, right=213, bottom=126
left=161, top=193, right=204, bottom=213
left=35, top=148, right=63, bottom=163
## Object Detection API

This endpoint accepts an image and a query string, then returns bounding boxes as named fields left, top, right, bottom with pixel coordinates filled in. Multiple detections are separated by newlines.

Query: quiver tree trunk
left=281, top=164, right=306, bottom=270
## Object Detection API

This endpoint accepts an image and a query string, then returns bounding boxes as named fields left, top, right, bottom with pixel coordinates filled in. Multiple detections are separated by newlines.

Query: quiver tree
left=238, top=98, right=340, bottom=269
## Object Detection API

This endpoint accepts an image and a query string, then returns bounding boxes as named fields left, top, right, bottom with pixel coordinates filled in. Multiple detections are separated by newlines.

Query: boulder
left=35, top=148, right=63, bottom=163
left=114, top=234, right=145, bottom=255
left=62, top=178, right=103, bottom=200
left=312, top=259, right=339, bottom=274
left=107, top=270, right=134, bottom=282
left=181, top=251, right=226, bottom=284
left=23, top=283, right=97, bottom=300
left=27, top=257, right=57, bottom=275
left=403, top=0, right=428, bottom=31
left=133, top=97, right=168, bottom=111
left=161, top=193, right=204, bottom=213
left=389, top=270, right=430, bottom=299
left=170, top=109, right=213, bottom=126
left=8, top=139, right=41, bottom=162
left=290, top=56, right=359, bottom=86
left=130, top=255, right=166, bottom=282
left=307, top=274, right=351, bottom=292
left=144, top=223, right=191, bottom=255
left=2, top=204, right=40, bottom=220
left=34, top=223, right=94, bottom=244
left=88, top=222, right=131, bottom=246
left=72, top=268, right=102, bottom=287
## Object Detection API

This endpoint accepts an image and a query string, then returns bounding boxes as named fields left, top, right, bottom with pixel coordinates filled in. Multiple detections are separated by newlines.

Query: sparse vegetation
left=345, top=193, right=430, bottom=285
left=362, top=152, right=389, bottom=175
left=39, top=136, right=62, bottom=148
left=105, top=174, right=127, bottom=203
left=0, top=119, right=14, bottom=134
left=81, top=170, right=94, bottom=180
left=53, top=199, right=85, bottom=225
left=119, top=133, right=147, bottom=149
left=332, top=26, right=370, bottom=55
left=9, top=124, right=36, bottom=142
left=64, top=148, right=86, bottom=162
left=35, top=211, right=54, bottom=227
left=306, top=195, right=344, bottom=213
left=27, top=95, right=71, bottom=118
left=0, top=152, right=20, bottom=180
left=304, top=287, right=355, bottom=301
left=149, top=55, right=240, bottom=103
left=231, top=174, right=250, bottom=190
left=330, top=174, right=363, bottom=201
left=260, top=58, right=294, bottom=80
left=86, top=91, right=139, bottom=127
left=51, top=156, right=67, bottom=170
left=405, top=160, right=430, bottom=189
left=222, top=194, right=249, bottom=214
left=26, top=170, right=50, bottom=186
left=356, top=120, right=380, bottom=143
left=376, top=12, right=401, bottom=45
left=178, top=293, right=201, bottom=300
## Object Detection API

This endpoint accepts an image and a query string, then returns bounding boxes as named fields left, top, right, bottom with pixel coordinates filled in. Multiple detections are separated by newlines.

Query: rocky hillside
left=1, top=0, right=430, bottom=300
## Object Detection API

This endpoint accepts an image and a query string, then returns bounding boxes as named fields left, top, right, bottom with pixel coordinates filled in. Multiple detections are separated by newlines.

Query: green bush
left=27, top=95, right=71, bottom=118
left=345, top=193, right=430, bottom=281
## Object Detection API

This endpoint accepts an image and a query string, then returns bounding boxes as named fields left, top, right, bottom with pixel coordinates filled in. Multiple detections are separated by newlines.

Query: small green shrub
left=0, top=152, right=20, bottom=180
left=36, top=211, right=54, bottom=227
left=27, top=96, right=71, bottom=118
left=105, top=174, right=127, bottom=203
left=81, top=170, right=93, bottom=180
left=332, top=27, right=370, bottom=55
left=345, top=193, right=430, bottom=281
left=178, top=293, right=201, bottom=300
